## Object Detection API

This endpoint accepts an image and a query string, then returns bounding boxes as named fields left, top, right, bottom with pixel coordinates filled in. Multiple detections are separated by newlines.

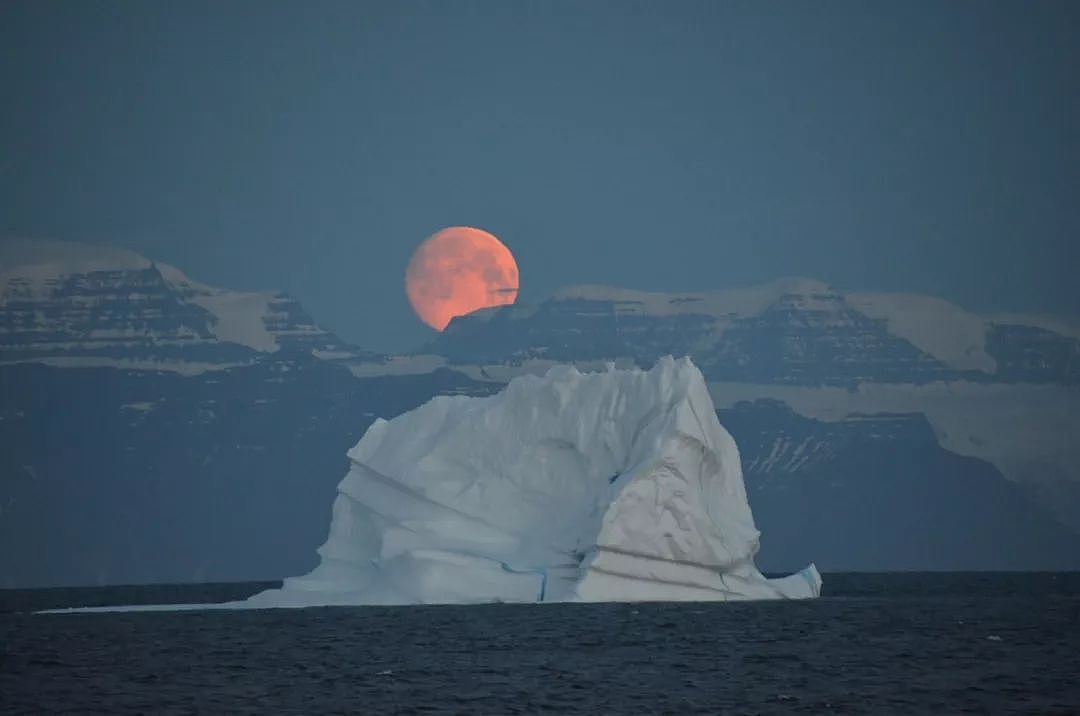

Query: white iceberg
left=248, top=356, right=820, bottom=607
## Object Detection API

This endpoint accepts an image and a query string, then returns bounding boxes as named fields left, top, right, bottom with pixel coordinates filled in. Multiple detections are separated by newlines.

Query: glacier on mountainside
left=247, top=356, right=821, bottom=606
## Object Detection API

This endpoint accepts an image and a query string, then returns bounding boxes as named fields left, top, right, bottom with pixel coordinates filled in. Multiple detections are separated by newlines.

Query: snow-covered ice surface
left=243, top=356, right=820, bottom=607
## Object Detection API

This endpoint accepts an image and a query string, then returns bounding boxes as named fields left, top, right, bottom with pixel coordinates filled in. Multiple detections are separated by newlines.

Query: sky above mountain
left=2, top=0, right=1078, bottom=351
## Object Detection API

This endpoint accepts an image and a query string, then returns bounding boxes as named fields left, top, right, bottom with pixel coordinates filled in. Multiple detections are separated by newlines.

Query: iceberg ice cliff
left=250, top=357, right=821, bottom=607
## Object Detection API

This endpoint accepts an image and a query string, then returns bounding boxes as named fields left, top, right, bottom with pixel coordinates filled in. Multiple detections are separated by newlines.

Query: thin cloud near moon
left=405, top=226, right=519, bottom=331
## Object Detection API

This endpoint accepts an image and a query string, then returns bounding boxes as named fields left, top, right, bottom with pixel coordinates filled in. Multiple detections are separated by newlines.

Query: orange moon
left=405, top=226, right=519, bottom=331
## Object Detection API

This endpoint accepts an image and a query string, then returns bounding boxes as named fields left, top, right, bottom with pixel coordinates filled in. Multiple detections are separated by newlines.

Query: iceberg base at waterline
left=248, top=356, right=821, bottom=607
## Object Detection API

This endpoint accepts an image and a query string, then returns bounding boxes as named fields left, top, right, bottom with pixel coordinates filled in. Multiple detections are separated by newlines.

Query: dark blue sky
left=3, top=0, right=1077, bottom=351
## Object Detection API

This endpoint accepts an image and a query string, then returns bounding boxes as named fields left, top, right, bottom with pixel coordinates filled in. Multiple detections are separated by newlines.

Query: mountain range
left=2, top=239, right=1079, bottom=586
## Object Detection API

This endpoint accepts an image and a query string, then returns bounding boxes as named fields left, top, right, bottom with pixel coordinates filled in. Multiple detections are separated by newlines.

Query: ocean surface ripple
left=2, top=573, right=1079, bottom=714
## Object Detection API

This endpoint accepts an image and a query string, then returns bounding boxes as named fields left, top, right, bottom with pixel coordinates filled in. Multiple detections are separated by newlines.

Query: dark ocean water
left=2, top=573, right=1079, bottom=715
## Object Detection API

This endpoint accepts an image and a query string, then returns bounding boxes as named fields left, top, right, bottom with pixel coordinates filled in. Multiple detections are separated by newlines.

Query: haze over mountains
left=2, top=240, right=1079, bottom=587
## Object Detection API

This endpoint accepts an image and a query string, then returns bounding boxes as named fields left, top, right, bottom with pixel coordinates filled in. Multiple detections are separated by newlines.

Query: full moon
left=405, top=226, right=520, bottom=331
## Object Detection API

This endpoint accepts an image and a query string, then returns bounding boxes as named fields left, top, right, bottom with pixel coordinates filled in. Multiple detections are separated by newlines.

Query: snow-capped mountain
left=0, top=239, right=375, bottom=373
left=427, top=279, right=1080, bottom=385
left=2, top=239, right=1078, bottom=587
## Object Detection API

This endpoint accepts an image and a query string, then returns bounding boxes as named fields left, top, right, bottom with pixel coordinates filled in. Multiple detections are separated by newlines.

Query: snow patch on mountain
left=0, top=239, right=149, bottom=301
left=0, top=237, right=148, bottom=273
left=554, top=277, right=832, bottom=320
left=149, top=262, right=281, bottom=353
left=186, top=291, right=278, bottom=353
left=13, top=356, right=249, bottom=375
left=346, top=354, right=449, bottom=378
left=846, top=292, right=996, bottom=373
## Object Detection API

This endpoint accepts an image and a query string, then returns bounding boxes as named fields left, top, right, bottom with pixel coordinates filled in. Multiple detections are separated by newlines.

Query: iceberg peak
left=251, top=356, right=821, bottom=606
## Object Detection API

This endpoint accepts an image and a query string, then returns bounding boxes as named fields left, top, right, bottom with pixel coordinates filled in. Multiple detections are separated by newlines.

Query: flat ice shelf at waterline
left=248, top=356, right=820, bottom=607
